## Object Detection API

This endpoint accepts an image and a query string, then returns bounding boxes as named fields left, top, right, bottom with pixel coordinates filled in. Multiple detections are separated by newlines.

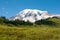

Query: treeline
left=0, top=16, right=33, bottom=26
left=0, top=16, right=57, bottom=26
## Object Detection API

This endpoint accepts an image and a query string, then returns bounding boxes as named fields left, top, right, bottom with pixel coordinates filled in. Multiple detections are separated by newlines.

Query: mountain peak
left=9, top=9, right=55, bottom=23
left=18, top=9, right=48, bottom=15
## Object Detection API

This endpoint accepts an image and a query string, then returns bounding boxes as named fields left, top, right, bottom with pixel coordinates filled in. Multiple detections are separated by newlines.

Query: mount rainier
left=9, top=9, right=60, bottom=23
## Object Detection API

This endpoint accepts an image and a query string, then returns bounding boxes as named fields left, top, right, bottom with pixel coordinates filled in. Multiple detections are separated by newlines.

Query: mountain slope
left=0, top=16, right=60, bottom=27
left=0, top=17, right=60, bottom=40
left=9, top=9, right=54, bottom=23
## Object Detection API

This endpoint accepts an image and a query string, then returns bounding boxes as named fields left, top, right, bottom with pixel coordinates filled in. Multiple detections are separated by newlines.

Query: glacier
left=9, top=9, right=60, bottom=23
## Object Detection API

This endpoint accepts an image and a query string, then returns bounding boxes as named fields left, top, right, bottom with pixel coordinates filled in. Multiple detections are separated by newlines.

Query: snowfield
left=9, top=9, right=60, bottom=23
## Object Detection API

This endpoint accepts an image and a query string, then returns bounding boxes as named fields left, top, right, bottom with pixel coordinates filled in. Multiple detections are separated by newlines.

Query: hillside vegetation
left=0, top=16, right=60, bottom=40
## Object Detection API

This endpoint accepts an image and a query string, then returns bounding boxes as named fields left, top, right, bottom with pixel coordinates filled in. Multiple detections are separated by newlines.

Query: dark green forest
left=0, top=16, right=58, bottom=26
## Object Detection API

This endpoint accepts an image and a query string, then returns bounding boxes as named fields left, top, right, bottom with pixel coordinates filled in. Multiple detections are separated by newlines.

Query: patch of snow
left=10, top=9, right=56, bottom=23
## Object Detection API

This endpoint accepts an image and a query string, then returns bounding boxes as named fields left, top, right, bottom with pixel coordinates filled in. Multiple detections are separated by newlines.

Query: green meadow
left=0, top=17, right=60, bottom=40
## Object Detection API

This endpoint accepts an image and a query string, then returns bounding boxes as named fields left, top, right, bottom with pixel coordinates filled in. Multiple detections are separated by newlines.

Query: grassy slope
left=0, top=18, right=60, bottom=40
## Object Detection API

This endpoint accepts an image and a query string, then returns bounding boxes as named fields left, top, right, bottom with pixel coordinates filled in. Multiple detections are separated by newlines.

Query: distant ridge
left=9, top=9, right=60, bottom=23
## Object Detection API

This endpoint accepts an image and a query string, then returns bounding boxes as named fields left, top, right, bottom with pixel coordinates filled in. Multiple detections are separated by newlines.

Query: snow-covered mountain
left=9, top=9, right=60, bottom=23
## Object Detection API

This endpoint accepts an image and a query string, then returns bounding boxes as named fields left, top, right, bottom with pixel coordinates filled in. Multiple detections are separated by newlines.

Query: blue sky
left=0, top=0, right=60, bottom=18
